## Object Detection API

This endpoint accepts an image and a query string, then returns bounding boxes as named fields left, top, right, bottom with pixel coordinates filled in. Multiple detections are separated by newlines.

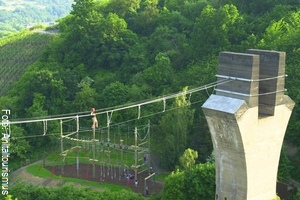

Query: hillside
left=0, top=0, right=73, bottom=37
left=0, top=28, right=54, bottom=95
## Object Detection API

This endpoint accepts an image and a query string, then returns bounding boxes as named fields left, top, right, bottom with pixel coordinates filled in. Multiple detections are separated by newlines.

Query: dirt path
left=10, top=161, right=65, bottom=188
left=10, top=161, right=103, bottom=192
left=9, top=161, right=163, bottom=195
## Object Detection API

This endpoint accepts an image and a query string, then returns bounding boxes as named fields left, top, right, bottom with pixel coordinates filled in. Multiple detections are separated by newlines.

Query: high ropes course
left=7, top=75, right=286, bottom=188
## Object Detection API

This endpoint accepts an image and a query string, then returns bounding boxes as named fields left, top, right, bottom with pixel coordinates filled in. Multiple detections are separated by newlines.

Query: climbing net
left=58, top=116, right=151, bottom=181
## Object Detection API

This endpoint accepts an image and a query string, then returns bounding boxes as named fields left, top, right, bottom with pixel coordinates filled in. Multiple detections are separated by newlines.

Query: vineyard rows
left=0, top=30, right=53, bottom=95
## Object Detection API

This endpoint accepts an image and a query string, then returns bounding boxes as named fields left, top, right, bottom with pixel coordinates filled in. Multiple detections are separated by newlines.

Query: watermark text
left=2, top=109, right=10, bottom=196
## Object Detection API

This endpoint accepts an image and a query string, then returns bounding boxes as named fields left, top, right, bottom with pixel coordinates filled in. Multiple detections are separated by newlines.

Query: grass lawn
left=26, top=164, right=126, bottom=192
left=45, top=148, right=137, bottom=168
left=155, top=172, right=169, bottom=183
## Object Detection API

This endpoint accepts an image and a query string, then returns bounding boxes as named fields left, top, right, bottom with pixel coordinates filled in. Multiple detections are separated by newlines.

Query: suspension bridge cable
left=10, top=87, right=285, bottom=140
left=8, top=74, right=286, bottom=126
left=8, top=79, right=230, bottom=125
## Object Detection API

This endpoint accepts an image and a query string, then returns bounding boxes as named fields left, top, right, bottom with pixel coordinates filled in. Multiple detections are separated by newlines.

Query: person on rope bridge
left=91, top=108, right=98, bottom=129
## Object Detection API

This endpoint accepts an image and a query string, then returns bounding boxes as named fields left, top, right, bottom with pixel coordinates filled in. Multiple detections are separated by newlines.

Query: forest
left=1, top=0, right=300, bottom=199
left=0, top=0, right=73, bottom=37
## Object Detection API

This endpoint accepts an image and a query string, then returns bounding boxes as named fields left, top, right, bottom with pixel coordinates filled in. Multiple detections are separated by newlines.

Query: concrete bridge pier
left=202, top=50, right=294, bottom=200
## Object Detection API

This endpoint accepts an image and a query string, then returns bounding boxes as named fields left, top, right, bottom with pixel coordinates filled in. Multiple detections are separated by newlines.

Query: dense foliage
left=1, top=0, right=300, bottom=198
left=161, top=162, right=215, bottom=200
left=0, top=183, right=145, bottom=200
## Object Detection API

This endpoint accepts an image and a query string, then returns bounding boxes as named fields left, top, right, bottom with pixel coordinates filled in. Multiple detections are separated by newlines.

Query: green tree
left=95, top=13, right=139, bottom=71
left=100, top=81, right=130, bottom=108
left=147, top=25, right=189, bottom=69
left=179, top=148, right=198, bottom=170
left=141, top=0, right=159, bottom=21
left=0, top=96, right=17, bottom=117
left=245, top=4, right=295, bottom=36
left=161, top=170, right=185, bottom=200
left=10, top=125, right=31, bottom=160
left=57, top=0, right=105, bottom=69
left=294, top=190, right=300, bottom=200
left=177, top=59, right=217, bottom=161
left=190, top=4, right=244, bottom=59
left=156, top=10, right=192, bottom=39
left=107, top=0, right=141, bottom=17
left=119, top=42, right=149, bottom=83
left=164, top=0, right=185, bottom=11
left=71, top=0, right=95, bottom=17
left=131, top=0, right=159, bottom=35
left=60, top=10, right=139, bottom=71
left=10, top=67, right=67, bottom=116
left=73, top=81, right=98, bottom=112
left=277, top=146, right=293, bottom=182
left=8, top=182, right=145, bottom=200
left=157, top=87, right=195, bottom=170
left=137, top=52, right=176, bottom=95
left=24, top=93, right=52, bottom=148
left=93, top=70, right=118, bottom=91
left=25, top=93, right=48, bottom=116
left=162, top=162, right=216, bottom=200
left=184, top=162, right=216, bottom=200
left=259, top=9, right=300, bottom=63
left=180, top=1, right=208, bottom=21
left=236, top=0, right=294, bottom=16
